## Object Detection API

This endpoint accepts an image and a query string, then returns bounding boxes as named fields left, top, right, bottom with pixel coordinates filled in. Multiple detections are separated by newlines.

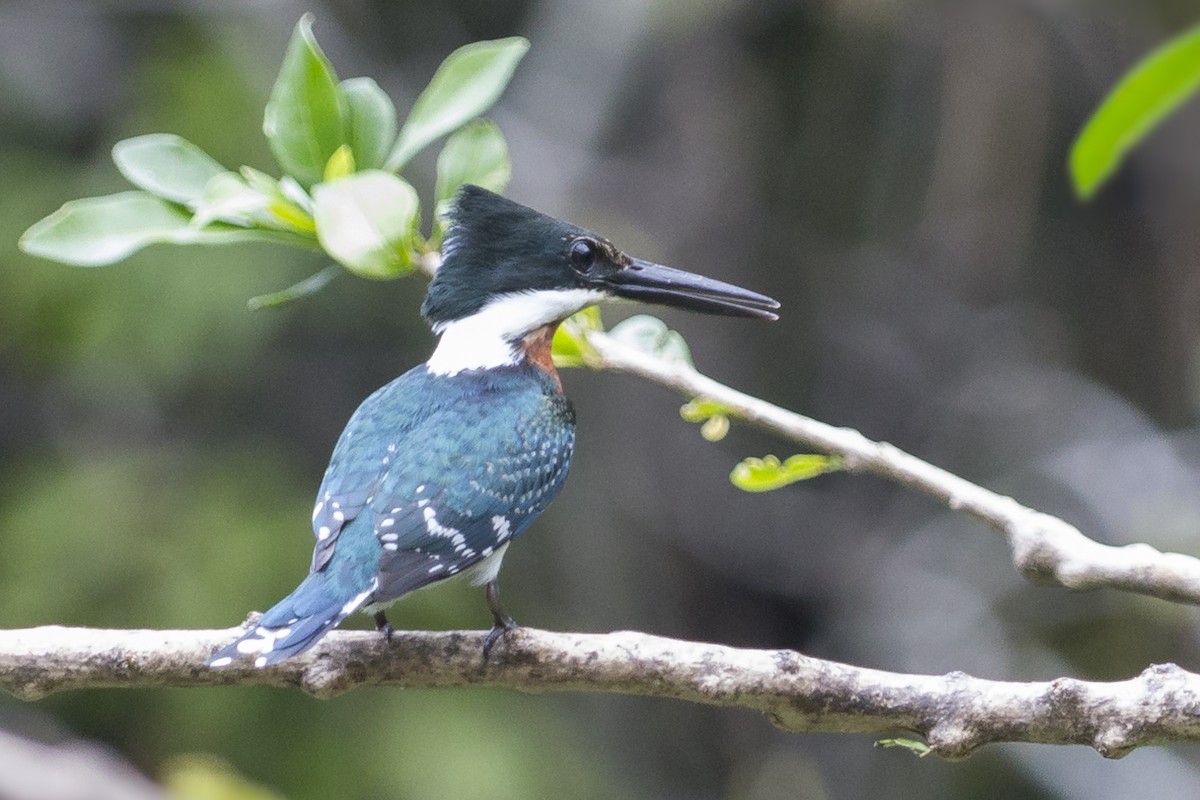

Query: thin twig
left=582, top=329, right=1200, bottom=605
left=419, top=249, right=1200, bottom=605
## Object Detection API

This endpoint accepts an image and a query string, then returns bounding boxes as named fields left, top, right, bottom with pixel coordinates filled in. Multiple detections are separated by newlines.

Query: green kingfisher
left=209, top=185, right=779, bottom=668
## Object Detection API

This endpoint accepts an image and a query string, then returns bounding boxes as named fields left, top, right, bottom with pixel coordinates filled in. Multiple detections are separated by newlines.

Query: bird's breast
left=518, top=322, right=563, bottom=391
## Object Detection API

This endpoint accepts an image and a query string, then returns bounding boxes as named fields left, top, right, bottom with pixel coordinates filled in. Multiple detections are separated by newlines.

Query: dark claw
left=374, top=611, right=394, bottom=641
left=482, top=616, right=520, bottom=660
left=482, top=579, right=520, bottom=660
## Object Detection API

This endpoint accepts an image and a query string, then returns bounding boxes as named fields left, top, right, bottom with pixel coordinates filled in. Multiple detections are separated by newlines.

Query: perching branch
left=5, top=250, right=1167, bottom=756
left=581, top=328, right=1200, bottom=606
left=3, top=624, right=1200, bottom=759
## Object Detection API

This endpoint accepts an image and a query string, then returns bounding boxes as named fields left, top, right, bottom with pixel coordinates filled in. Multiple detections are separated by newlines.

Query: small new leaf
left=551, top=306, right=604, bottom=368
left=609, top=315, right=694, bottom=366
left=386, top=37, right=529, bottom=171
left=700, top=416, right=730, bottom=442
left=264, top=174, right=318, bottom=233
left=193, top=171, right=316, bottom=235
left=264, top=14, right=348, bottom=189
left=323, top=144, right=356, bottom=181
left=875, top=738, right=932, bottom=757
left=162, top=754, right=287, bottom=800
left=730, top=454, right=843, bottom=493
left=248, top=265, right=340, bottom=310
left=312, top=170, right=419, bottom=279
left=1071, top=23, right=1200, bottom=199
left=112, top=134, right=226, bottom=205
left=190, top=172, right=268, bottom=229
left=681, top=398, right=735, bottom=442
left=680, top=398, right=735, bottom=424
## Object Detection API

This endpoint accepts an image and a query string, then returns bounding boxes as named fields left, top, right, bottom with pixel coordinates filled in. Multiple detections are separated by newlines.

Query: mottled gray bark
left=2, top=624, right=1199, bottom=760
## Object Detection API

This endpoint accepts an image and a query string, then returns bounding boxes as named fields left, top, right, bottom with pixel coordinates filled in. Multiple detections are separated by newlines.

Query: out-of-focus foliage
left=608, top=314, right=694, bottom=365
left=18, top=15, right=527, bottom=289
left=1071, top=23, right=1200, bottom=198
left=549, top=305, right=603, bottom=367
left=7, top=4, right=1200, bottom=800
left=163, top=755, right=289, bottom=800
left=385, top=37, right=529, bottom=172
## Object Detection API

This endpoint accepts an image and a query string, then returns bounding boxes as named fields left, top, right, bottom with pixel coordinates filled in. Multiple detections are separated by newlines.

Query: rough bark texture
left=2, top=624, right=1199, bottom=760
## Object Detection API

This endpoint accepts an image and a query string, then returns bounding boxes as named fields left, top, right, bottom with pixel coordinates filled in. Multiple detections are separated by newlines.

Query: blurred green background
left=5, top=1, right=1200, bottom=798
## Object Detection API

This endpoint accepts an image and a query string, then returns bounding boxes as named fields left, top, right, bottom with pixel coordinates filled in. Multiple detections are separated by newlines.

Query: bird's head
left=421, top=186, right=778, bottom=373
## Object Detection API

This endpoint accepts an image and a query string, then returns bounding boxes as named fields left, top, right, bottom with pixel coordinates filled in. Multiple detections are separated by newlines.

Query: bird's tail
left=208, top=573, right=376, bottom=668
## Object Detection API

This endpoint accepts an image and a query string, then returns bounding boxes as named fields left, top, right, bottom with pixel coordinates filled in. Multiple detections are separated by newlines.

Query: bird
left=208, top=185, right=779, bottom=668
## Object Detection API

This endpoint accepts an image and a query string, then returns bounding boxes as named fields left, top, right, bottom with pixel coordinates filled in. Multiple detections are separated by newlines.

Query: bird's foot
left=481, top=579, right=520, bottom=660
left=374, top=611, right=394, bottom=642
left=482, top=615, right=520, bottom=661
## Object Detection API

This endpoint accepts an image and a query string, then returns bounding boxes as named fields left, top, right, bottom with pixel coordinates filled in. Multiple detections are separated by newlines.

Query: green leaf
left=342, top=76, right=397, bottom=170
left=323, top=144, right=356, bottom=181
left=551, top=307, right=604, bottom=368
left=680, top=397, right=735, bottom=423
left=19, top=192, right=291, bottom=267
left=681, top=397, right=735, bottom=442
left=248, top=265, right=340, bottom=310
left=435, top=119, right=512, bottom=203
left=190, top=172, right=269, bottom=228
left=730, top=454, right=844, bottom=493
left=385, top=37, right=529, bottom=171
left=277, top=176, right=314, bottom=212
left=700, top=416, right=730, bottom=442
left=312, top=170, right=419, bottom=279
left=1071, top=23, right=1200, bottom=199
left=240, top=165, right=282, bottom=196
left=162, top=754, right=288, bottom=800
left=263, top=14, right=348, bottom=189
left=875, top=738, right=932, bottom=757
left=609, top=314, right=694, bottom=366
left=112, top=134, right=227, bottom=205
left=190, top=172, right=317, bottom=236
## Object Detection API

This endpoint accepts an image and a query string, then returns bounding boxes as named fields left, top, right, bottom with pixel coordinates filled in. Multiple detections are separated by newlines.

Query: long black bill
left=604, top=258, right=780, bottom=320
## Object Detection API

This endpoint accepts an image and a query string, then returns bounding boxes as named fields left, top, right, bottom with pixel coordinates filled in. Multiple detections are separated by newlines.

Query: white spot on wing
left=341, top=586, right=374, bottom=616
left=423, top=507, right=461, bottom=541
left=492, top=515, right=512, bottom=541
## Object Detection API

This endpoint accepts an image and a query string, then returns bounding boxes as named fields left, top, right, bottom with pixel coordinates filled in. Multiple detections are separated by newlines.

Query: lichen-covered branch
left=3, top=624, right=1200, bottom=759
left=581, top=329, right=1200, bottom=606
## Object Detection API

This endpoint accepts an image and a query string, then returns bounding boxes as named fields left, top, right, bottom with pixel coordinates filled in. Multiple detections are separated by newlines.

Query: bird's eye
left=569, top=238, right=598, bottom=274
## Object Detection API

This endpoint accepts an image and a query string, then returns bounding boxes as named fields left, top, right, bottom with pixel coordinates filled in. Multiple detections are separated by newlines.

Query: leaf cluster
left=16, top=15, right=825, bottom=497
left=20, top=15, right=526, bottom=304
